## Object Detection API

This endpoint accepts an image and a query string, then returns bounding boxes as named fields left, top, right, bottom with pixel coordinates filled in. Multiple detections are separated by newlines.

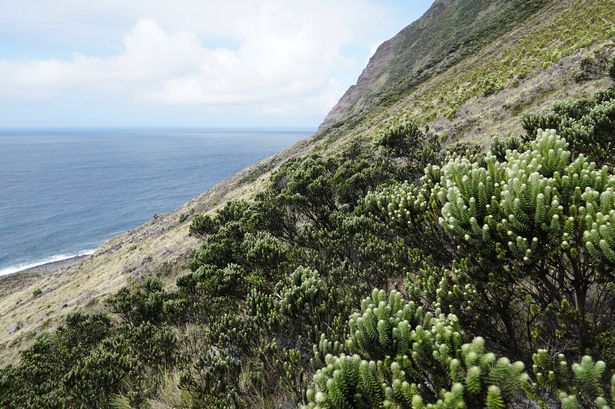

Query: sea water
left=0, top=128, right=309, bottom=275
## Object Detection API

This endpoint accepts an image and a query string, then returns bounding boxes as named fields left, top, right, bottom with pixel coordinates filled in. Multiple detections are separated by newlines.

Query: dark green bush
left=523, top=76, right=615, bottom=167
left=107, top=277, right=170, bottom=326
left=2, top=79, right=615, bottom=409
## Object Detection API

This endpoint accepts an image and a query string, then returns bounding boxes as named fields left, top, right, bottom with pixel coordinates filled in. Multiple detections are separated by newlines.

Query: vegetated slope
left=4, top=66, right=615, bottom=408
left=320, top=0, right=549, bottom=130
left=318, top=0, right=615, bottom=149
left=0, top=0, right=611, bottom=364
left=0, top=0, right=612, bottom=401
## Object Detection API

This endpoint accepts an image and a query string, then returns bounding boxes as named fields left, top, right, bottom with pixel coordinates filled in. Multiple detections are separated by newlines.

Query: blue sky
left=0, top=1, right=432, bottom=128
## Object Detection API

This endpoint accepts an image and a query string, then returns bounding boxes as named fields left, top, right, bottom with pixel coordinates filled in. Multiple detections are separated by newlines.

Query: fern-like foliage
left=303, top=289, right=615, bottom=409
left=533, top=350, right=615, bottom=409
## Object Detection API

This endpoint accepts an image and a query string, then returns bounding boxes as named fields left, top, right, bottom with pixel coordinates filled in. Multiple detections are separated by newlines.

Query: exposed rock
left=8, top=323, right=20, bottom=335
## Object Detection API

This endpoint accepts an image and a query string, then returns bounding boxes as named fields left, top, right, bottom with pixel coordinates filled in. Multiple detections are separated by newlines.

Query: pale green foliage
left=369, top=130, right=615, bottom=357
left=311, top=334, right=343, bottom=369
left=249, top=266, right=328, bottom=333
left=533, top=349, right=571, bottom=391
left=277, top=266, right=327, bottom=319
left=533, top=350, right=614, bottom=408
left=304, top=289, right=615, bottom=408
left=302, top=290, right=530, bottom=409
left=486, top=385, right=503, bottom=409
left=439, top=130, right=577, bottom=257
left=345, top=289, right=461, bottom=361
left=523, top=82, right=615, bottom=168
left=572, top=356, right=607, bottom=403
left=364, top=166, right=446, bottom=256
left=372, top=129, right=615, bottom=265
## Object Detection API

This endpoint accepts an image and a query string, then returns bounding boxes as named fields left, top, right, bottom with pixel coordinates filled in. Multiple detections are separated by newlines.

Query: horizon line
left=0, top=126, right=317, bottom=131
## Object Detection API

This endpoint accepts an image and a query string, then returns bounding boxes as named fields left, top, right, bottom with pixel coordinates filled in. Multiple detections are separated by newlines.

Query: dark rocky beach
left=0, top=255, right=89, bottom=298
left=10, top=255, right=89, bottom=275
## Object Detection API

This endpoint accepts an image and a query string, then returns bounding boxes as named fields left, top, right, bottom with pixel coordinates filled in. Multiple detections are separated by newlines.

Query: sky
left=0, top=1, right=433, bottom=128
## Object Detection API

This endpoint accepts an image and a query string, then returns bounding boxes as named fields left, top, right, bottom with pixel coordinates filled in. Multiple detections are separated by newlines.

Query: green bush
left=304, top=290, right=488, bottom=408
left=523, top=82, right=615, bottom=167
left=369, top=128, right=615, bottom=360
left=303, top=290, right=615, bottom=409
left=3, top=78, right=615, bottom=409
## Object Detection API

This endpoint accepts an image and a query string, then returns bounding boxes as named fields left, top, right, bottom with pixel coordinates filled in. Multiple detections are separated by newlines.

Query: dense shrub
left=302, top=290, right=615, bottom=409
left=522, top=79, right=615, bottom=167
left=1, top=65, right=614, bottom=409
left=368, top=129, right=615, bottom=361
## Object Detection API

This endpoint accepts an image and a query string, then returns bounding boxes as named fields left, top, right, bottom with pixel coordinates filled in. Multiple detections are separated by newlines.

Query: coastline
left=0, top=127, right=314, bottom=364
left=0, top=254, right=91, bottom=300
left=0, top=255, right=90, bottom=280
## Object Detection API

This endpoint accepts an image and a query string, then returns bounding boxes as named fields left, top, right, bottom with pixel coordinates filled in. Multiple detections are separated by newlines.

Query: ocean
left=0, top=128, right=310, bottom=276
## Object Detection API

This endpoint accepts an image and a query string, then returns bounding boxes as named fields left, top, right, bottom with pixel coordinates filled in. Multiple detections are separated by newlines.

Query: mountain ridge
left=319, top=0, right=552, bottom=132
left=318, top=0, right=454, bottom=131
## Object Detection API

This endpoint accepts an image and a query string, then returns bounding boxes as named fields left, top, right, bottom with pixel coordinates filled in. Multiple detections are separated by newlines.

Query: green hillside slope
left=320, top=0, right=614, bottom=144
left=1, top=1, right=614, bottom=408
left=320, top=0, right=550, bottom=130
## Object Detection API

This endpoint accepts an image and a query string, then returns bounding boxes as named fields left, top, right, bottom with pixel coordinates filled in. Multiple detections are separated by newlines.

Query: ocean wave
left=0, top=249, right=96, bottom=277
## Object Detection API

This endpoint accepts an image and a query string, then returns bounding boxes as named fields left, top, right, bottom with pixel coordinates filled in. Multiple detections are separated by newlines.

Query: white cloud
left=0, top=1, right=399, bottom=120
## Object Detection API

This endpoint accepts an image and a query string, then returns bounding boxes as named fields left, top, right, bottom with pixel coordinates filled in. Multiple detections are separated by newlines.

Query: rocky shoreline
left=0, top=255, right=89, bottom=280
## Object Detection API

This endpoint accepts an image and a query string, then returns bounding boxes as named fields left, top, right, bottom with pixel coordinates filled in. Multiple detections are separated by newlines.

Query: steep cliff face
left=318, top=0, right=453, bottom=130
left=319, top=0, right=550, bottom=131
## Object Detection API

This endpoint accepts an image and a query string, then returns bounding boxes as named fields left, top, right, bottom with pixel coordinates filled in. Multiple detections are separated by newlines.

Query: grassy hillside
left=320, top=0, right=552, bottom=129
left=1, top=0, right=614, bottom=407
left=319, top=0, right=615, bottom=144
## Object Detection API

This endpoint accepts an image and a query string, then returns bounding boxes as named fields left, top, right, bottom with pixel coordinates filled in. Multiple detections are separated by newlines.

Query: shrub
left=303, top=290, right=615, bottom=409
left=304, top=291, right=501, bottom=408
left=369, top=129, right=615, bottom=360
left=523, top=77, right=615, bottom=167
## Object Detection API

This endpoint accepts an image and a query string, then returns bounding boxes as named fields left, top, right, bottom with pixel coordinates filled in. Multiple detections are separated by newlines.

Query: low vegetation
left=1, top=57, right=614, bottom=408
left=324, top=0, right=615, bottom=147
left=408, top=0, right=615, bottom=123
